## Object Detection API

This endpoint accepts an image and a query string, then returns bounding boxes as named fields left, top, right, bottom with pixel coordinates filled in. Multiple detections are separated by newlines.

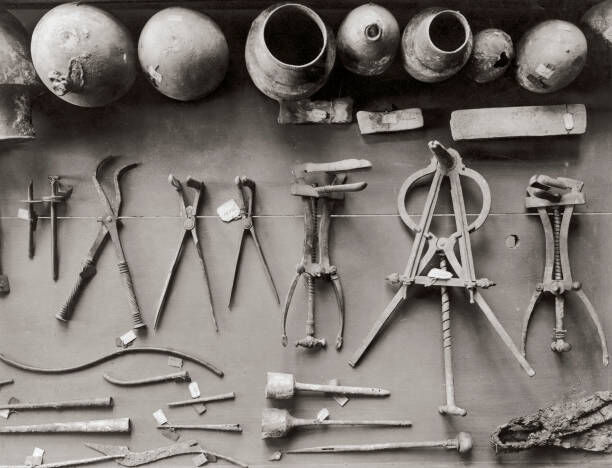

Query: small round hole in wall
left=505, top=234, right=520, bottom=249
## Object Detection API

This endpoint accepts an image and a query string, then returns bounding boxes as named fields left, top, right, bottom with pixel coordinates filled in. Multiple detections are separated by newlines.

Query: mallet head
left=261, top=408, right=290, bottom=439
left=456, top=432, right=473, bottom=453
left=265, top=372, right=295, bottom=399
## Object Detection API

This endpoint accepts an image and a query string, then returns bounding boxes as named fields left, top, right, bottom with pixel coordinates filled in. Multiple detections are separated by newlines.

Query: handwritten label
left=317, top=407, right=330, bottom=422
left=120, top=330, right=137, bottom=346
left=189, top=382, right=201, bottom=398
left=168, top=356, right=184, bottom=368
left=153, top=409, right=168, bottom=425
left=17, top=208, right=31, bottom=220
left=216, top=199, right=241, bottom=222
left=192, top=453, right=208, bottom=467
left=535, top=63, right=555, bottom=80
left=329, top=379, right=349, bottom=406
left=382, top=113, right=399, bottom=125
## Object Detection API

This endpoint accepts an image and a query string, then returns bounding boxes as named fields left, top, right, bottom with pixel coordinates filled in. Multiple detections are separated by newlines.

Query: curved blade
left=250, top=226, right=280, bottom=305
left=521, top=289, right=543, bottom=358
left=281, top=273, right=301, bottom=346
left=331, top=273, right=345, bottom=350
left=575, top=289, right=610, bottom=366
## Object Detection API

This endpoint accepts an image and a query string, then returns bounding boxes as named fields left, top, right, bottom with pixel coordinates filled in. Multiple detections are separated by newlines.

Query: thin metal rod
left=287, top=439, right=454, bottom=453
left=158, top=423, right=242, bottom=432
left=103, top=370, right=189, bottom=386
left=295, top=382, right=390, bottom=397
left=0, top=379, right=14, bottom=388
left=167, top=392, right=235, bottom=408
left=0, top=418, right=130, bottom=433
left=295, top=419, right=412, bottom=429
left=0, top=454, right=122, bottom=468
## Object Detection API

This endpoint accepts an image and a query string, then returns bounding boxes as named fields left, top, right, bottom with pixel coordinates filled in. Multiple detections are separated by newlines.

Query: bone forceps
left=154, top=175, right=217, bottom=332
left=521, top=175, right=608, bottom=366
left=56, top=156, right=146, bottom=329
left=349, top=141, right=534, bottom=416
left=282, top=159, right=372, bottom=350
left=226, top=176, right=280, bottom=310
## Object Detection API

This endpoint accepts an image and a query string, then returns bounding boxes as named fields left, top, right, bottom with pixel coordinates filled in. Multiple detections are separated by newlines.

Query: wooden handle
left=302, top=159, right=372, bottom=174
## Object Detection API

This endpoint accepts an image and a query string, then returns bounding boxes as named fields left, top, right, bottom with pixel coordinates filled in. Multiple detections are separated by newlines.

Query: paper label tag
left=168, top=356, right=184, bottom=368
left=382, top=113, right=398, bottom=124
left=192, top=403, right=207, bottom=415
left=120, top=330, right=137, bottom=346
left=535, top=63, right=555, bottom=79
left=316, top=408, right=330, bottom=422
left=153, top=409, right=168, bottom=425
left=17, top=208, right=31, bottom=220
left=189, top=382, right=201, bottom=398
left=33, top=448, right=45, bottom=458
left=329, top=379, right=349, bottom=406
left=0, top=409, right=9, bottom=419
left=192, top=453, right=208, bottom=467
left=269, top=451, right=283, bottom=461
left=160, top=426, right=180, bottom=441
left=216, top=199, right=241, bottom=222
left=427, top=268, right=453, bottom=279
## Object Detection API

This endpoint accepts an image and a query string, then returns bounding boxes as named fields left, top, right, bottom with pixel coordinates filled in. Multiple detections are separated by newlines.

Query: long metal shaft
left=27, top=180, right=35, bottom=259
left=0, top=454, right=122, bottom=468
left=293, top=418, right=411, bottom=430
left=438, top=256, right=466, bottom=417
left=287, top=439, right=456, bottom=453
left=167, top=392, right=235, bottom=408
left=0, top=418, right=130, bottom=433
left=103, top=370, right=189, bottom=386
left=0, top=397, right=113, bottom=411
left=159, top=423, right=242, bottom=432
left=50, top=199, right=58, bottom=281
left=295, top=382, right=390, bottom=397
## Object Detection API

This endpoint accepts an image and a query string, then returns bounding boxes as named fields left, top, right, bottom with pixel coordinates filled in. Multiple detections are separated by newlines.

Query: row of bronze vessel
left=2, top=1, right=612, bottom=140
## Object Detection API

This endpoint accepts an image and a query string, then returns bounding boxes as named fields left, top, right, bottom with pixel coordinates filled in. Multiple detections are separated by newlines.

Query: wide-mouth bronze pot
left=245, top=3, right=336, bottom=101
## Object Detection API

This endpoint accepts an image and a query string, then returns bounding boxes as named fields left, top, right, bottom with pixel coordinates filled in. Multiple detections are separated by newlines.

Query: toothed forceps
left=226, top=176, right=280, bottom=310
left=154, top=175, right=217, bottom=332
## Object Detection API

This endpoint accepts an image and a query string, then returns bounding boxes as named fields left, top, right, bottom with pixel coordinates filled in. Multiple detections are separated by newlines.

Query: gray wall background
left=1, top=2, right=610, bottom=466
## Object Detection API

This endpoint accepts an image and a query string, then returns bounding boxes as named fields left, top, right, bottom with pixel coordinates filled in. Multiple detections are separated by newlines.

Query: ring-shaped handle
left=397, top=158, right=491, bottom=236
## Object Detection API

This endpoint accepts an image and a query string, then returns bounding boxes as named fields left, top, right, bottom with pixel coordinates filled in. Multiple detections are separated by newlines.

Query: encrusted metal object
left=103, top=370, right=190, bottom=386
left=56, top=156, right=145, bottom=329
left=86, top=440, right=249, bottom=467
left=0, top=396, right=113, bottom=411
left=491, top=391, right=612, bottom=452
left=285, top=432, right=473, bottom=454
left=350, top=141, right=534, bottom=417
left=154, top=174, right=217, bottom=332
left=282, top=159, right=372, bottom=350
left=265, top=372, right=389, bottom=399
left=261, top=408, right=411, bottom=439
left=226, top=176, right=279, bottom=310
left=0, top=346, right=223, bottom=377
left=167, top=392, right=235, bottom=408
left=522, top=175, right=608, bottom=366
left=20, top=177, right=72, bottom=280
left=0, top=418, right=130, bottom=433
left=158, top=423, right=242, bottom=433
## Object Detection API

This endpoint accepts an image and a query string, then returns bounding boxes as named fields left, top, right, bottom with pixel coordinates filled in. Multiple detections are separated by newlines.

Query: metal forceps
left=521, top=175, right=609, bottom=366
left=226, top=176, right=280, bottom=311
left=154, top=175, right=217, bottom=332
left=56, top=156, right=146, bottom=329
left=349, top=141, right=535, bottom=416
